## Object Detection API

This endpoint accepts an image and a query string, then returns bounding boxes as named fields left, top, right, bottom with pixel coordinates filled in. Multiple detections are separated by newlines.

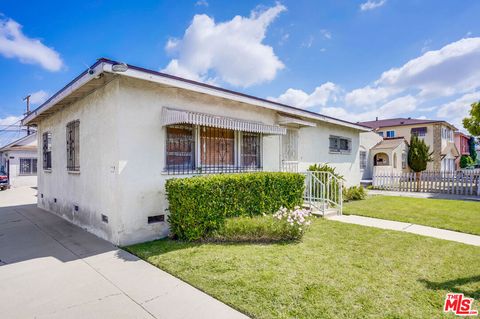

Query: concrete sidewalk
left=0, top=187, right=248, bottom=319
left=367, top=189, right=480, bottom=201
left=328, top=214, right=480, bottom=246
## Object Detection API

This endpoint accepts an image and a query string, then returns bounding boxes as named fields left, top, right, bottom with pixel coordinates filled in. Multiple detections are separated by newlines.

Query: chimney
left=375, top=117, right=378, bottom=121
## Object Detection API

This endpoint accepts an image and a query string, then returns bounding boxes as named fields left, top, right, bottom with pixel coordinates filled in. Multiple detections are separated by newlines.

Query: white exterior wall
left=113, top=77, right=282, bottom=245
left=297, top=123, right=364, bottom=187
left=359, top=131, right=383, bottom=180
left=35, top=76, right=365, bottom=245
left=36, top=79, right=121, bottom=243
left=1, top=149, right=37, bottom=188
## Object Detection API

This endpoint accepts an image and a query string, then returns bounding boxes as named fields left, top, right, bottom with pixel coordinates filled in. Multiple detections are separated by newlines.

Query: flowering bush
left=208, top=207, right=313, bottom=243
left=273, top=206, right=312, bottom=238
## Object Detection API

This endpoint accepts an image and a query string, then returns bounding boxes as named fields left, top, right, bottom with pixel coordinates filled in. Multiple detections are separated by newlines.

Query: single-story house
left=0, top=132, right=38, bottom=188
left=23, top=58, right=370, bottom=245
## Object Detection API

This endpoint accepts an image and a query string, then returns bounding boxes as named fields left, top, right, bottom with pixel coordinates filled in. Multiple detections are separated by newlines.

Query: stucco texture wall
left=297, top=123, right=363, bottom=186
left=36, top=79, right=121, bottom=244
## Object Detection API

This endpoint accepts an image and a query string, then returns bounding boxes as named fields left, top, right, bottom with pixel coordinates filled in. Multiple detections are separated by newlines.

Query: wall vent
left=148, top=215, right=165, bottom=224
left=101, top=214, right=109, bottom=223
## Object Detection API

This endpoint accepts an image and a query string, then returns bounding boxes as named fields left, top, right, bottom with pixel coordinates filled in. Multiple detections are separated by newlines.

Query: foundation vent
left=101, top=214, right=109, bottom=223
left=148, top=214, right=165, bottom=224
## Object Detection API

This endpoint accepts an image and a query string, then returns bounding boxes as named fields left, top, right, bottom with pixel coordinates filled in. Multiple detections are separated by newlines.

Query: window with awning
left=162, top=108, right=283, bottom=174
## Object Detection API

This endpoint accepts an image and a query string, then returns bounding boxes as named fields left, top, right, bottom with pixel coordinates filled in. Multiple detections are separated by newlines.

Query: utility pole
left=23, top=95, right=31, bottom=135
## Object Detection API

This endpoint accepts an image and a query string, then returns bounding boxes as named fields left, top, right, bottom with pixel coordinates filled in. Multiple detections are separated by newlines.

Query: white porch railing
left=303, top=171, right=343, bottom=216
left=281, top=161, right=299, bottom=173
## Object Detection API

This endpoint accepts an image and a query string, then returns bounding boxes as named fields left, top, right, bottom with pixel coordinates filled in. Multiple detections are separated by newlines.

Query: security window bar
left=165, top=125, right=262, bottom=174
left=66, top=120, right=80, bottom=171
left=329, top=135, right=352, bottom=154
left=43, top=132, right=52, bottom=170
left=166, top=125, right=195, bottom=171
left=19, top=158, right=37, bottom=175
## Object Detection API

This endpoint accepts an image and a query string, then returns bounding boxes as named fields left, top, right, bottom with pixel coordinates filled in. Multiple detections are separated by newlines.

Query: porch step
left=302, top=204, right=340, bottom=217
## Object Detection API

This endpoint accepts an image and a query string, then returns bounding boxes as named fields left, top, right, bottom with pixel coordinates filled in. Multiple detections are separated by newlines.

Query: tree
left=463, top=101, right=480, bottom=137
left=459, top=155, right=474, bottom=169
left=468, top=136, right=477, bottom=163
left=408, top=135, right=432, bottom=191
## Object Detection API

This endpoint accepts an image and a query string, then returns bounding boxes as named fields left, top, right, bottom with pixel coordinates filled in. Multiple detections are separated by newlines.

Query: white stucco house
left=0, top=132, right=38, bottom=188
left=23, top=58, right=370, bottom=245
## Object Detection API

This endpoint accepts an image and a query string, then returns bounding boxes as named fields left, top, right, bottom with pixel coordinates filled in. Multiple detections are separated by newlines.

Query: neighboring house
left=0, top=132, right=38, bottom=188
left=359, top=118, right=459, bottom=172
left=22, top=58, right=370, bottom=245
left=454, top=132, right=470, bottom=169
left=359, top=132, right=409, bottom=180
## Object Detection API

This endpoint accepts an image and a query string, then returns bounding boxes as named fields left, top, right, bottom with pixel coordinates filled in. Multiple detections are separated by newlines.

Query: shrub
left=209, top=207, right=312, bottom=242
left=460, top=155, right=474, bottom=169
left=343, top=186, right=367, bottom=202
left=166, top=172, right=305, bottom=241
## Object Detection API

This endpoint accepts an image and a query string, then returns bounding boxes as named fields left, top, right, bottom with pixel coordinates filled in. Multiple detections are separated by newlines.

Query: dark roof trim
left=24, top=58, right=370, bottom=131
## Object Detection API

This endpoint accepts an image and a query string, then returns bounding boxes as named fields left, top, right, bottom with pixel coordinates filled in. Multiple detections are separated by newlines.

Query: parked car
left=0, top=169, right=8, bottom=190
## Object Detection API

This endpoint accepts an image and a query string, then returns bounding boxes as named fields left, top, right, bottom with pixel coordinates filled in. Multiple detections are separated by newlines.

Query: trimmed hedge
left=166, top=172, right=305, bottom=241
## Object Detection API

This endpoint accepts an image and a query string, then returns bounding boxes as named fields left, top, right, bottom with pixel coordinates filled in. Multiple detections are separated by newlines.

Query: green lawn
left=127, top=219, right=480, bottom=319
left=343, top=195, right=480, bottom=235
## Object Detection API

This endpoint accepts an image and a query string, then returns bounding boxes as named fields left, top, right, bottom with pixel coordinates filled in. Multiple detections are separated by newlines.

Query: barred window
left=20, top=158, right=37, bottom=175
left=166, top=125, right=195, bottom=171
left=66, top=120, right=80, bottom=171
left=200, top=127, right=235, bottom=167
left=242, top=132, right=261, bottom=167
left=165, top=125, right=262, bottom=174
left=43, top=132, right=52, bottom=170
left=329, top=135, right=352, bottom=154
left=359, top=151, right=367, bottom=169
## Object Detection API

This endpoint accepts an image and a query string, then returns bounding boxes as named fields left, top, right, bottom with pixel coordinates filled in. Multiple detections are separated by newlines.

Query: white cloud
left=195, top=0, right=208, bottom=7
left=162, top=3, right=286, bottom=87
left=268, top=82, right=340, bottom=108
left=436, top=91, right=480, bottom=130
left=345, top=86, right=399, bottom=107
left=302, top=35, right=314, bottom=48
left=320, top=95, right=417, bottom=122
left=320, top=29, right=331, bottom=40
left=0, top=115, right=22, bottom=126
left=360, top=0, right=386, bottom=11
left=29, top=90, right=49, bottom=105
left=0, top=17, right=63, bottom=71
left=378, top=37, right=480, bottom=97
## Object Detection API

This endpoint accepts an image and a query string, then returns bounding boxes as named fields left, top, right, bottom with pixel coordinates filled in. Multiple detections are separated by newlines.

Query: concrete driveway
left=0, top=187, right=248, bottom=319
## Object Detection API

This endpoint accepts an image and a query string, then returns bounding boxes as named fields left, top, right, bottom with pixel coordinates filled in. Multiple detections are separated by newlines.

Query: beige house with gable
left=359, top=118, right=459, bottom=172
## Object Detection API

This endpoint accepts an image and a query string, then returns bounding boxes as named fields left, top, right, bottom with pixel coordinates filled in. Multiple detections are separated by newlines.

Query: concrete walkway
left=0, top=187, right=248, bottom=319
left=367, top=189, right=480, bottom=201
left=328, top=214, right=480, bottom=246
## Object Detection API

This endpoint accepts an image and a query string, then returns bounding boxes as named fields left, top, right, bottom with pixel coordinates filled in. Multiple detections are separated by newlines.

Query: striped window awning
left=161, top=108, right=286, bottom=135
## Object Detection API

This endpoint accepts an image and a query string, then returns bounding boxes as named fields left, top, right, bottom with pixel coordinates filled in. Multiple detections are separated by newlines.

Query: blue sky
left=1, top=0, right=480, bottom=145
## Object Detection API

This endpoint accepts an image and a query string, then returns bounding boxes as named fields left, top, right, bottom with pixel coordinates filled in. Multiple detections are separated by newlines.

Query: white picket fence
left=373, top=171, right=480, bottom=196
